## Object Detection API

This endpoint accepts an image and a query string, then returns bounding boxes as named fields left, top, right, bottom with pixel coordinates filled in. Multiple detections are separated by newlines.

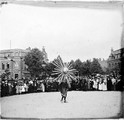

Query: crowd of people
left=1, top=79, right=46, bottom=97
left=71, top=75, right=123, bottom=91
left=1, top=74, right=123, bottom=97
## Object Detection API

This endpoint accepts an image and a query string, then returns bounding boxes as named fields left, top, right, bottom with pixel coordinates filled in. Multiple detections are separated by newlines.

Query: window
left=7, top=63, right=9, bottom=69
left=15, top=74, right=18, bottom=79
left=2, top=63, right=5, bottom=70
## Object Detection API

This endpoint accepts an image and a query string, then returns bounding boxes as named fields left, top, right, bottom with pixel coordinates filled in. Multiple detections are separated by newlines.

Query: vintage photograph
left=0, top=0, right=124, bottom=119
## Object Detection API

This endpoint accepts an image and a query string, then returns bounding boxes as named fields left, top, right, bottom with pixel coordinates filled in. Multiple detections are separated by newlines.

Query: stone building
left=107, top=48, right=124, bottom=75
left=0, top=47, right=48, bottom=80
left=0, top=48, right=30, bottom=80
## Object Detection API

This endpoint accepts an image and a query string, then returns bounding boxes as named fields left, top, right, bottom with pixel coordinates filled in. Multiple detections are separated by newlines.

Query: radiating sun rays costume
left=52, top=56, right=77, bottom=102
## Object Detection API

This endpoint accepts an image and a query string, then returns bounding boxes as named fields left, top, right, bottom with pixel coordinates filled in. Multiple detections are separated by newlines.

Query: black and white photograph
left=0, top=0, right=124, bottom=119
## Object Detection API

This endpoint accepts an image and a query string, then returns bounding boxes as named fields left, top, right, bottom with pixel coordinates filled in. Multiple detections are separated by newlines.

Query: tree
left=73, top=59, right=83, bottom=76
left=90, top=58, right=103, bottom=74
left=24, top=48, right=44, bottom=78
left=45, top=62, right=55, bottom=77
left=83, top=60, right=92, bottom=75
left=0, top=69, right=10, bottom=80
left=69, top=60, right=75, bottom=68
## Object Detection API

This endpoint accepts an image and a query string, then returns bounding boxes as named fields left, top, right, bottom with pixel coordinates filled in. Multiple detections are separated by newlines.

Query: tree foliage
left=24, top=48, right=44, bottom=78
left=90, top=58, right=103, bottom=74
left=69, top=58, right=103, bottom=76
left=24, top=48, right=104, bottom=78
left=45, top=62, right=55, bottom=77
left=0, top=69, right=10, bottom=80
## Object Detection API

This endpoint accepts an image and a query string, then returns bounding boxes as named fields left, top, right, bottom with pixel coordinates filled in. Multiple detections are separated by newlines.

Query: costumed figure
left=59, top=77, right=70, bottom=102
left=52, top=56, right=77, bottom=103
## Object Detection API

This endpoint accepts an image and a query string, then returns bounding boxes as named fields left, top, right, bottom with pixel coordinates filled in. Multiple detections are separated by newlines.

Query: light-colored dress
left=93, top=81, right=97, bottom=90
left=99, top=83, right=103, bottom=91
left=21, top=86, right=25, bottom=93
left=102, top=82, right=107, bottom=91
left=41, top=83, right=45, bottom=92
left=16, top=85, right=19, bottom=94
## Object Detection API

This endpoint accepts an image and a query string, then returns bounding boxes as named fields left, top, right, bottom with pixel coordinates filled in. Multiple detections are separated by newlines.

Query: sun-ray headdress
left=52, top=56, right=77, bottom=84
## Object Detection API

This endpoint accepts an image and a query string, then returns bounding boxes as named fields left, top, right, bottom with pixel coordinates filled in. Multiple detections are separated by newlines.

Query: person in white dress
left=24, top=83, right=28, bottom=93
left=102, top=77, right=107, bottom=91
left=16, top=85, right=19, bottom=94
left=21, top=85, right=25, bottom=93
left=98, top=78, right=103, bottom=91
left=93, top=78, right=97, bottom=90
left=41, top=82, right=45, bottom=92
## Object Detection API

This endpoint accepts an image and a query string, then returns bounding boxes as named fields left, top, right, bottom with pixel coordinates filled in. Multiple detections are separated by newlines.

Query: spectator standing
left=107, top=77, right=112, bottom=91
left=24, top=83, right=28, bottom=93
left=102, top=78, right=107, bottom=91
left=16, top=84, right=19, bottom=94
left=8, top=83, right=13, bottom=95
left=4, top=81, right=9, bottom=96
left=98, top=78, right=103, bottom=91
left=111, top=77, right=116, bottom=91
left=21, top=84, right=25, bottom=94
left=41, top=82, right=45, bottom=92
left=93, top=79, right=97, bottom=90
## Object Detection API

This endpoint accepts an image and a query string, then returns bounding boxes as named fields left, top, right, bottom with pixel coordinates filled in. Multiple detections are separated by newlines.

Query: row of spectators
left=1, top=74, right=123, bottom=97
left=71, top=75, right=123, bottom=91
left=1, top=80, right=45, bottom=97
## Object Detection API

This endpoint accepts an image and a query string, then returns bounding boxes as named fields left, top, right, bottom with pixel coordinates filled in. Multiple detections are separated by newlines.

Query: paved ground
left=0, top=91, right=123, bottom=119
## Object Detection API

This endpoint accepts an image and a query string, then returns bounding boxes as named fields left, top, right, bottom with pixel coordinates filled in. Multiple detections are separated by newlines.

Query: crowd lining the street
left=1, top=74, right=123, bottom=97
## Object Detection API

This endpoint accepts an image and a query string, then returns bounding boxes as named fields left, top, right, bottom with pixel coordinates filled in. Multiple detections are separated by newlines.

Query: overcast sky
left=0, top=3, right=123, bottom=62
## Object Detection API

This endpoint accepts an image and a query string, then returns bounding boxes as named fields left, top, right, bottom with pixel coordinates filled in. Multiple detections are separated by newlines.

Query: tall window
left=2, top=63, right=5, bottom=70
left=15, top=74, right=18, bottom=79
left=7, top=63, right=9, bottom=69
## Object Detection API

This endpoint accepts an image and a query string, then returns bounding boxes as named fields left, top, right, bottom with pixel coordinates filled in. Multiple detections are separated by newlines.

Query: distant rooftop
left=111, top=47, right=124, bottom=55
left=0, top=48, right=30, bottom=53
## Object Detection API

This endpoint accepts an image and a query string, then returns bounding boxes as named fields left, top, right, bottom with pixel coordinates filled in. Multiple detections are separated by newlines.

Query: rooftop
left=0, top=48, right=30, bottom=54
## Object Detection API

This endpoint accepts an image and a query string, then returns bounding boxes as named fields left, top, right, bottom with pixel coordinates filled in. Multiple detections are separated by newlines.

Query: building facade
left=0, top=48, right=30, bottom=80
left=107, top=48, right=124, bottom=74
left=0, top=47, right=48, bottom=80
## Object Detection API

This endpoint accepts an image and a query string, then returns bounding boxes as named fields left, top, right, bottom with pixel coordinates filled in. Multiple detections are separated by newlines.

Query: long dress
left=93, top=80, right=97, bottom=90
left=102, top=82, right=107, bottom=91
left=41, top=83, right=45, bottom=92
left=16, top=85, right=19, bottom=94
left=99, top=83, right=103, bottom=91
